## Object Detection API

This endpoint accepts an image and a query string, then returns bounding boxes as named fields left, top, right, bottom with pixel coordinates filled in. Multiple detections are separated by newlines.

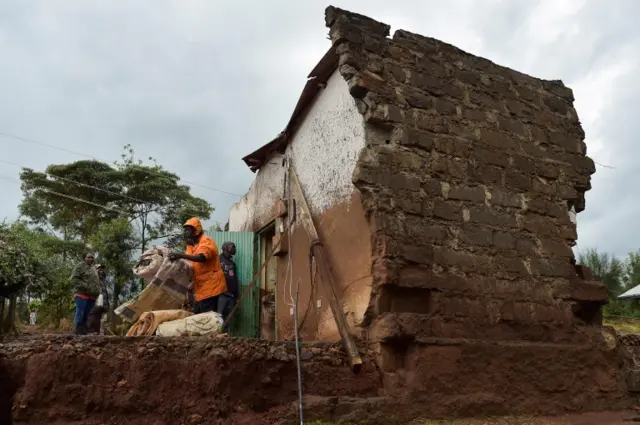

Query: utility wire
left=0, top=174, right=130, bottom=216
left=594, top=160, right=616, bottom=170
left=0, top=159, right=152, bottom=206
left=0, top=131, right=243, bottom=197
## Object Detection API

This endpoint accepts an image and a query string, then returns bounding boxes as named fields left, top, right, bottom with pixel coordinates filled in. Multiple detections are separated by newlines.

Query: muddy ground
left=0, top=335, right=636, bottom=425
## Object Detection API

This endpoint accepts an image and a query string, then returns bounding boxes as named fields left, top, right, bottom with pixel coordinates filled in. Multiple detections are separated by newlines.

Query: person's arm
left=70, top=264, right=87, bottom=292
left=169, top=252, right=206, bottom=262
left=99, top=279, right=110, bottom=310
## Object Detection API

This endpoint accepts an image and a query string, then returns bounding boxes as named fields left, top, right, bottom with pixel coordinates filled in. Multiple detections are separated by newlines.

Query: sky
left=0, top=0, right=637, bottom=258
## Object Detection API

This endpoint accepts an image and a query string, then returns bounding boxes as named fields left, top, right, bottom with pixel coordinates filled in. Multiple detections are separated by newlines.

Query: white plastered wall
left=229, top=69, right=366, bottom=230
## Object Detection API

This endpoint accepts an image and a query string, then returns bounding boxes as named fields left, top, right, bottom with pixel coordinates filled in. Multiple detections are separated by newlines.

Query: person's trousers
left=193, top=295, right=219, bottom=315
left=73, top=297, right=96, bottom=334
left=217, top=294, right=236, bottom=333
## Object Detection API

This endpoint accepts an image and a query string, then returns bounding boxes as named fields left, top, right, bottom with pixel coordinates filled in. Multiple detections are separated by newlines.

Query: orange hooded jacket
left=183, top=217, right=227, bottom=302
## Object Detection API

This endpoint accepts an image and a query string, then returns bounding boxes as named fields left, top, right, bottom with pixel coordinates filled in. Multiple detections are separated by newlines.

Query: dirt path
left=416, top=411, right=634, bottom=425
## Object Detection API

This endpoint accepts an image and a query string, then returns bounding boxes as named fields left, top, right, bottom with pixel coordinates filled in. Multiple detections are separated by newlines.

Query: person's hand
left=168, top=252, right=181, bottom=262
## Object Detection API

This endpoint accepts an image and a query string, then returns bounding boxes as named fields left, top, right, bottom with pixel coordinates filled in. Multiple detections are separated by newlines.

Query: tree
left=578, top=249, right=624, bottom=299
left=0, top=221, right=83, bottom=331
left=115, top=145, right=213, bottom=253
left=89, top=219, right=137, bottom=309
left=0, top=222, right=55, bottom=334
left=578, top=248, right=640, bottom=318
left=16, top=146, right=214, bottom=319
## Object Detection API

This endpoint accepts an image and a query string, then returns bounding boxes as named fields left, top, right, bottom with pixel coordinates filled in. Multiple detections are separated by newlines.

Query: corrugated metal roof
left=618, top=284, right=640, bottom=300
left=241, top=45, right=338, bottom=172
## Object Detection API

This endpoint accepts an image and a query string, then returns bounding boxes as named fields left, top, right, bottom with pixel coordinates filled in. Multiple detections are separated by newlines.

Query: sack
left=156, top=312, right=223, bottom=337
left=134, top=246, right=169, bottom=283
left=115, top=245, right=193, bottom=323
left=126, top=309, right=192, bottom=337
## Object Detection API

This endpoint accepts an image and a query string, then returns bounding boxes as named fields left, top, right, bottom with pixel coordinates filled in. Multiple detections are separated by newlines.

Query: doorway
left=258, top=222, right=278, bottom=340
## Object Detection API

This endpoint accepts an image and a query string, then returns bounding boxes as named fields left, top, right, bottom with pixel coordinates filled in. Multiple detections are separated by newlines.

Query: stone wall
left=326, top=5, right=605, bottom=343
left=324, top=6, right=629, bottom=414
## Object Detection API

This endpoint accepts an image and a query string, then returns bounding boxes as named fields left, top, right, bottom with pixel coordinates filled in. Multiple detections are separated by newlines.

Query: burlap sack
left=127, top=309, right=192, bottom=336
left=115, top=245, right=193, bottom=323
left=156, top=311, right=223, bottom=337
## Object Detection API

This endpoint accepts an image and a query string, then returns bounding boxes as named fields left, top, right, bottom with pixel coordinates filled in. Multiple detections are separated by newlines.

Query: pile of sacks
left=115, top=246, right=193, bottom=323
left=127, top=309, right=223, bottom=337
left=116, top=245, right=224, bottom=337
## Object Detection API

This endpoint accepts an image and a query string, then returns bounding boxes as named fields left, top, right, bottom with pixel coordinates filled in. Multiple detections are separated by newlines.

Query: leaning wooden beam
left=288, top=166, right=363, bottom=374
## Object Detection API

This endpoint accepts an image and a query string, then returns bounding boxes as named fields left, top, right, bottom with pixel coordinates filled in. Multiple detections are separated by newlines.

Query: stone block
left=472, top=148, right=509, bottom=168
left=469, top=205, right=518, bottom=228
left=468, top=164, right=503, bottom=185
left=530, top=258, right=576, bottom=277
left=505, top=171, right=532, bottom=191
left=388, top=172, right=421, bottom=191
left=460, top=225, right=493, bottom=247
left=543, top=95, right=570, bottom=115
left=493, top=231, right=516, bottom=250
left=403, top=87, right=434, bottom=109
left=512, top=155, right=536, bottom=174
left=434, top=135, right=471, bottom=158
left=481, top=129, right=519, bottom=151
left=433, top=201, right=462, bottom=221
left=448, top=185, right=485, bottom=202
left=462, top=107, right=487, bottom=123
left=516, top=235, right=538, bottom=255
left=491, top=189, right=522, bottom=208
left=540, top=237, right=574, bottom=258
left=566, top=281, right=608, bottom=303
left=536, top=161, right=560, bottom=179
left=574, top=264, right=594, bottom=281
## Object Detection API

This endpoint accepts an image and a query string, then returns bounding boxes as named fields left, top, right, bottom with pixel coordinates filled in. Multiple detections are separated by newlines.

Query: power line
left=0, top=159, right=152, bottom=206
left=594, top=160, right=616, bottom=170
left=0, top=131, right=243, bottom=197
left=0, top=174, right=131, bottom=216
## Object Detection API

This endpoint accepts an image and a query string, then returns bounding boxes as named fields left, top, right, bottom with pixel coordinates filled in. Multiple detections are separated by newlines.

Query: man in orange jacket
left=169, top=217, right=227, bottom=314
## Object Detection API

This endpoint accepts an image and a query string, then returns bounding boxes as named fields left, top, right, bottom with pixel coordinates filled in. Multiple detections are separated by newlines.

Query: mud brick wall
left=324, top=7, right=607, bottom=347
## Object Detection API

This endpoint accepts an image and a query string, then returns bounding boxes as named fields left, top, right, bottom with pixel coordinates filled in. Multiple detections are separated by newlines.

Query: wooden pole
left=288, top=166, right=363, bottom=374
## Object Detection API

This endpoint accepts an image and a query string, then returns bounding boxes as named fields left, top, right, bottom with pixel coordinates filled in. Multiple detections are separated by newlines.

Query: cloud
left=0, top=0, right=637, bottom=258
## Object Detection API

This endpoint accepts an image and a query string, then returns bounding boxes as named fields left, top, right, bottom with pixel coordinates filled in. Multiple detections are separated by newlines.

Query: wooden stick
left=288, top=166, right=363, bottom=374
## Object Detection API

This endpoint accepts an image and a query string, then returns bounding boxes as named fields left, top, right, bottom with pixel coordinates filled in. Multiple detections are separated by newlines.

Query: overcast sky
left=0, top=0, right=637, bottom=258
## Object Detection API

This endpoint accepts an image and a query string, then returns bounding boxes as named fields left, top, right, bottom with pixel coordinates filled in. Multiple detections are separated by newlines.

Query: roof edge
left=241, top=45, right=338, bottom=173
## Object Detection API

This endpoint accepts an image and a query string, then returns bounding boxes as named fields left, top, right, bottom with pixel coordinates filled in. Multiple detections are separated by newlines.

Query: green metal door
left=207, top=230, right=258, bottom=338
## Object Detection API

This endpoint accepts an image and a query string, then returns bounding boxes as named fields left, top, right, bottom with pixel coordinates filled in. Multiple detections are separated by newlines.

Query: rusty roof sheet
left=241, top=45, right=338, bottom=172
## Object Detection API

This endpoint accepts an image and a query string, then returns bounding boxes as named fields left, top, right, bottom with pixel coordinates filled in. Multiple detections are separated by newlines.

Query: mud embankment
left=0, top=336, right=381, bottom=425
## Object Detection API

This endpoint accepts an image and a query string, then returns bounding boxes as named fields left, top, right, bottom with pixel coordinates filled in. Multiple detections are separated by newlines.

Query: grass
left=604, top=316, right=640, bottom=334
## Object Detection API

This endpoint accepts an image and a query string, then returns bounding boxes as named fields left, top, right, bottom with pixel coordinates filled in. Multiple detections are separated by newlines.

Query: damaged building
left=221, top=6, right=628, bottom=416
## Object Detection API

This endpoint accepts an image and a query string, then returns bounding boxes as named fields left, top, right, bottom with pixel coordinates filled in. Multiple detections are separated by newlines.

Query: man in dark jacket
left=218, top=242, right=239, bottom=333
left=70, top=252, right=101, bottom=335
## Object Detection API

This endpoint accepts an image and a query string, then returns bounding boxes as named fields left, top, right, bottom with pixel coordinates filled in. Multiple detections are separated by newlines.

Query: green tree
left=0, top=222, right=66, bottom=333
left=16, top=145, right=214, bottom=318
left=0, top=221, right=83, bottom=331
left=578, top=249, right=624, bottom=298
left=89, top=218, right=137, bottom=309
left=115, top=145, right=213, bottom=253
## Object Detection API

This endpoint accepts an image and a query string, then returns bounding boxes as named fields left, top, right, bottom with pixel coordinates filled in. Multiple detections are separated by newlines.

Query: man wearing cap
left=169, top=217, right=227, bottom=314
